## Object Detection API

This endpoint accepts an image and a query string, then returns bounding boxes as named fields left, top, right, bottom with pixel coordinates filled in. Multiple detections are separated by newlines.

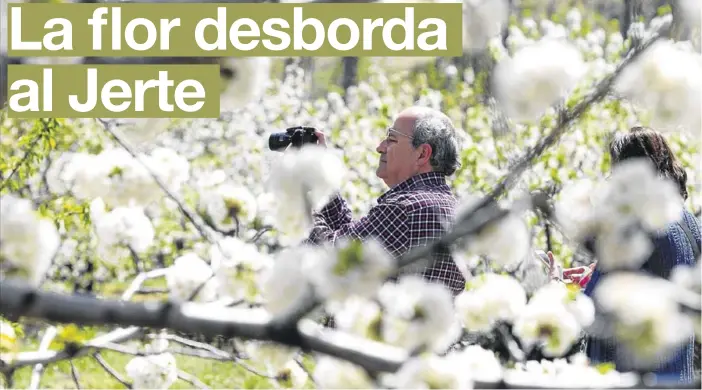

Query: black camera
left=268, top=126, right=319, bottom=151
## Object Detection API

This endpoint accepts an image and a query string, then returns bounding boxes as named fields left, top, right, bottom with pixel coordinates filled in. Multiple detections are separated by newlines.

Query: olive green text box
left=6, top=64, right=221, bottom=118
left=7, top=3, right=462, bottom=57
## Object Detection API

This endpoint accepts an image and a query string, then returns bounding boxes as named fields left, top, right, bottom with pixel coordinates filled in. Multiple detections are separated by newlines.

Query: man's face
left=375, top=114, right=419, bottom=187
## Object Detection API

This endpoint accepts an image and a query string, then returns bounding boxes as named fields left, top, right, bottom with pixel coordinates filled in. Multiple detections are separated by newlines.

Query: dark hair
left=609, top=126, right=688, bottom=200
left=411, top=108, right=461, bottom=176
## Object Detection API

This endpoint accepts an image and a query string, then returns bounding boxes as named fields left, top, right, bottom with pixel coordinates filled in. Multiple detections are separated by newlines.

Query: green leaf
left=0, top=328, right=16, bottom=353
left=51, top=324, right=88, bottom=350
left=595, top=362, right=616, bottom=374
left=565, top=283, right=580, bottom=302
left=333, top=240, right=364, bottom=276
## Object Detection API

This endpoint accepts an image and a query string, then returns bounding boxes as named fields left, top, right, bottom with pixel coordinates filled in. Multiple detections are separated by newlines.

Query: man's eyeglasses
left=385, top=127, right=414, bottom=141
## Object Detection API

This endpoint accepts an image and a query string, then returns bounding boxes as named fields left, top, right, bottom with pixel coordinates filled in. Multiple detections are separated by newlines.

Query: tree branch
left=0, top=279, right=409, bottom=374
left=0, top=270, right=166, bottom=373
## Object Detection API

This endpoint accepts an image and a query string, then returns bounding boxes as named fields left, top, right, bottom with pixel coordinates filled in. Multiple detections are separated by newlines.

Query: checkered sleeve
left=307, top=199, right=410, bottom=257
left=315, top=193, right=353, bottom=231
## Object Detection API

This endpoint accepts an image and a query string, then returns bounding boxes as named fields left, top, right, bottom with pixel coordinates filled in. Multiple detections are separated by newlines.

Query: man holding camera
left=305, top=106, right=466, bottom=296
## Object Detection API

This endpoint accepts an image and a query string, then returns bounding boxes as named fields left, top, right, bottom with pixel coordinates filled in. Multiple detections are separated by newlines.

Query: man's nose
left=376, top=140, right=386, bottom=153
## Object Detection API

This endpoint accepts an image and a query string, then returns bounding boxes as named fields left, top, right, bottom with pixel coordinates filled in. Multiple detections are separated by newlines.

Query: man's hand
left=314, top=130, right=328, bottom=148
left=283, top=129, right=327, bottom=152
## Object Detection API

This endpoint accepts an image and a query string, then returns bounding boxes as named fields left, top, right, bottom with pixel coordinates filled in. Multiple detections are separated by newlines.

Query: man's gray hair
left=410, top=107, right=461, bottom=176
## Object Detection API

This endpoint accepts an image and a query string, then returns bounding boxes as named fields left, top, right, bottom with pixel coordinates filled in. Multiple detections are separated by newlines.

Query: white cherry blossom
left=615, top=39, right=702, bottom=137
left=307, top=238, right=394, bottom=303
left=461, top=0, right=510, bottom=52
left=454, top=273, right=527, bottom=332
left=512, top=296, right=582, bottom=357
left=124, top=352, right=178, bottom=389
left=165, top=252, right=219, bottom=303
left=505, top=355, right=638, bottom=388
left=274, top=360, right=309, bottom=389
left=460, top=206, right=531, bottom=269
left=493, top=38, right=587, bottom=123
left=390, top=353, right=473, bottom=389
left=260, top=246, right=321, bottom=315
left=598, top=158, right=684, bottom=232
left=329, top=296, right=383, bottom=341
left=593, top=272, right=696, bottom=364
left=267, top=145, right=347, bottom=240
left=446, top=345, right=503, bottom=383
left=93, top=205, right=154, bottom=253
left=198, top=183, right=258, bottom=231
left=312, top=356, right=375, bottom=389
left=377, top=276, right=460, bottom=353
left=0, top=195, right=60, bottom=285
left=209, top=237, right=273, bottom=301
left=220, top=57, right=272, bottom=110
left=529, top=281, right=595, bottom=329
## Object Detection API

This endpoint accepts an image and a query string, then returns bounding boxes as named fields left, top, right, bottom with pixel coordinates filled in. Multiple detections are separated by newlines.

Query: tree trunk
left=342, top=57, right=359, bottom=91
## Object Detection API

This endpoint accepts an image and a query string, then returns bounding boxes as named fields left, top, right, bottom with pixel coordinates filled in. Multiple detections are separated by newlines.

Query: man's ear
left=417, top=144, right=432, bottom=165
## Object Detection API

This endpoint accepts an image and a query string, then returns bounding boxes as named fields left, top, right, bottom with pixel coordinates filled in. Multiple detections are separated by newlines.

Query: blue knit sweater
left=583, top=209, right=700, bottom=384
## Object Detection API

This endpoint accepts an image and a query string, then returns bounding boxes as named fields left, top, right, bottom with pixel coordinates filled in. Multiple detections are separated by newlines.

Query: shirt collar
left=378, top=172, right=448, bottom=203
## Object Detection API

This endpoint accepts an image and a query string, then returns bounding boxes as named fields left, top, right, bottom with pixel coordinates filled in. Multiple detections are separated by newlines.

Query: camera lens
left=268, top=132, right=291, bottom=151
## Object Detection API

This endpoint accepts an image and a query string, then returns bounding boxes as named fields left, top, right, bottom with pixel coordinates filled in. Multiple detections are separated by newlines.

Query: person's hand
left=562, top=262, right=596, bottom=287
left=544, top=251, right=563, bottom=281
left=314, top=130, right=327, bottom=148
left=568, top=262, right=596, bottom=286
left=542, top=251, right=596, bottom=287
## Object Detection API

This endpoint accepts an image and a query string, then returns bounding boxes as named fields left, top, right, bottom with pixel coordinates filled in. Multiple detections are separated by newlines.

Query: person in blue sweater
left=579, top=126, right=701, bottom=384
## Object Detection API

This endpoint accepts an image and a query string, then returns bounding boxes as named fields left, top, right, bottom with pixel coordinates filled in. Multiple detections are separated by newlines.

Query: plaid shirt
left=306, top=171, right=465, bottom=295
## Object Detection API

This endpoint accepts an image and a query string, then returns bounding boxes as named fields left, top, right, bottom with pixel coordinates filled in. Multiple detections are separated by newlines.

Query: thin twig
left=96, top=342, right=142, bottom=356
left=544, top=219, right=553, bottom=254
left=69, top=360, right=81, bottom=390
left=294, top=356, right=315, bottom=386
left=135, top=287, right=169, bottom=295
left=152, top=333, right=232, bottom=359
left=93, top=352, right=132, bottom=389
left=0, top=132, right=42, bottom=192
left=165, top=347, right=232, bottom=361
left=28, top=326, right=57, bottom=390
left=236, top=360, right=278, bottom=379
left=0, top=326, right=143, bottom=372
left=177, top=370, right=209, bottom=389
left=122, top=269, right=169, bottom=300
left=128, top=246, right=144, bottom=273
left=247, top=225, right=274, bottom=244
